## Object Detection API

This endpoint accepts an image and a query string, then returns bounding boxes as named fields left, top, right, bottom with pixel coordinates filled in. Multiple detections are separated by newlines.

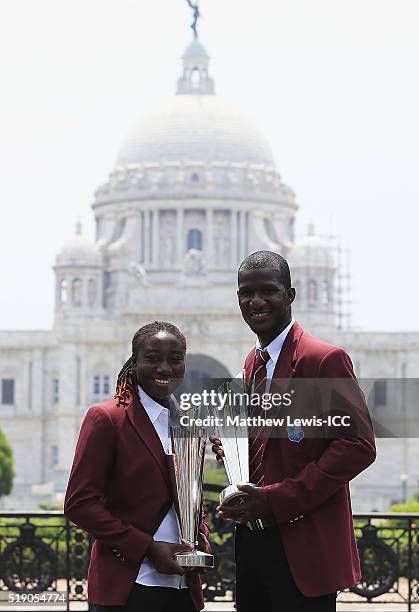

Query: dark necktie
left=249, top=349, right=270, bottom=486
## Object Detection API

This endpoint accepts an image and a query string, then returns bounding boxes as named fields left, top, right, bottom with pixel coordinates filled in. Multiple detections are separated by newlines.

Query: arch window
left=88, top=279, right=97, bottom=307
left=191, top=172, right=200, bottom=183
left=307, top=280, right=318, bottom=303
left=187, top=228, right=203, bottom=251
left=59, top=279, right=68, bottom=304
left=191, top=68, right=201, bottom=84
left=71, top=278, right=82, bottom=307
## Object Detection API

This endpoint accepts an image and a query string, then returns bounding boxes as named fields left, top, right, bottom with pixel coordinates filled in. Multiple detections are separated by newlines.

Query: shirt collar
left=137, top=385, right=168, bottom=424
left=255, top=317, right=295, bottom=365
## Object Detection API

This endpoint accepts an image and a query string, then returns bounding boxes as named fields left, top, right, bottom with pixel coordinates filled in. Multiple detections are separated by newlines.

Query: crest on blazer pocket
left=287, top=425, right=304, bottom=443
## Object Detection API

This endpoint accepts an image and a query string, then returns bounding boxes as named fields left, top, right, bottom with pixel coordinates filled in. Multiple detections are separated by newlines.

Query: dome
left=183, top=39, right=209, bottom=59
left=94, top=40, right=289, bottom=207
left=55, top=225, right=102, bottom=268
left=116, top=95, right=276, bottom=169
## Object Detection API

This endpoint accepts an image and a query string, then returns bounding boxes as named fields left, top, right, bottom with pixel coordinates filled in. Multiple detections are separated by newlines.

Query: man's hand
left=209, top=435, right=224, bottom=465
left=216, top=484, right=273, bottom=524
left=147, top=541, right=192, bottom=575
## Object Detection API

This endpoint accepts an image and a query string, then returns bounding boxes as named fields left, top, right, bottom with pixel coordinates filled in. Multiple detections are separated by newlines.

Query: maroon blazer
left=243, top=321, right=376, bottom=597
left=64, top=392, right=207, bottom=609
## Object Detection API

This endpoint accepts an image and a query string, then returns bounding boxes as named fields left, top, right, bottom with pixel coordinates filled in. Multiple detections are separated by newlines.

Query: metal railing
left=0, top=486, right=418, bottom=610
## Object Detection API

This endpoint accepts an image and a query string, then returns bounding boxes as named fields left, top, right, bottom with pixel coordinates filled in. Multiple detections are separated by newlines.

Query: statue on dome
left=186, top=0, right=200, bottom=39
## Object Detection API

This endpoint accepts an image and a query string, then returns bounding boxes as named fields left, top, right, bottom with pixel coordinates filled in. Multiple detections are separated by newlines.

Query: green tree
left=0, top=428, right=14, bottom=498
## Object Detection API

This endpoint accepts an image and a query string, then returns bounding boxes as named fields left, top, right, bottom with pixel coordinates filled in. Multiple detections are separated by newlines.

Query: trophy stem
left=167, top=426, right=213, bottom=568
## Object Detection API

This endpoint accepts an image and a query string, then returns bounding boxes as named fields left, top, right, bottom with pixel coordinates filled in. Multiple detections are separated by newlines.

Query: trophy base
left=219, top=483, right=254, bottom=508
left=175, top=550, right=214, bottom=568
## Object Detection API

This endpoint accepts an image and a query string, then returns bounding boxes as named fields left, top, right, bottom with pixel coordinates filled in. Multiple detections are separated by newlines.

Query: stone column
left=138, top=212, right=143, bottom=262
left=230, top=210, right=238, bottom=265
left=152, top=208, right=159, bottom=266
left=206, top=208, right=213, bottom=267
left=239, top=210, right=247, bottom=261
left=176, top=208, right=184, bottom=265
left=32, top=348, right=43, bottom=416
left=144, top=210, right=151, bottom=265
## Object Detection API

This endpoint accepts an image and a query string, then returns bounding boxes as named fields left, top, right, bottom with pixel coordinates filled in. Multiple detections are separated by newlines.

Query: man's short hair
left=239, top=251, right=291, bottom=289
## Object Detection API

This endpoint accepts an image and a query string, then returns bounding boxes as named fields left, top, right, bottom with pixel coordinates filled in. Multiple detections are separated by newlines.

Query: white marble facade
left=1, top=39, right=418, bottom=511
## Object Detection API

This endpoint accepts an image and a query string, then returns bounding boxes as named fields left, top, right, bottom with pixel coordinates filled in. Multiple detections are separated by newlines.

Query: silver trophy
left=211, top=376, right=255, bottom=508
left=167, top=424, right=214, bottom=568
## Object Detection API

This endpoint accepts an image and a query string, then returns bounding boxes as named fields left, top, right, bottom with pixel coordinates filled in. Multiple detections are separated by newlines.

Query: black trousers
left=93, top=582, right=196, bottom=612
left=235, top=525, right=337, bottom=612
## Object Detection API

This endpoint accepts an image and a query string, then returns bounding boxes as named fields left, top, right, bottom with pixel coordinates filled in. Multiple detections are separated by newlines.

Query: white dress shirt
left=135, top=386, right=187, bottom=589
left=255, top=318, right=295, bottom=391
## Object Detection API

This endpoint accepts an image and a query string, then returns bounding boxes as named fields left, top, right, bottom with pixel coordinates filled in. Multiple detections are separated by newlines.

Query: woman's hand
left=209, top=435, right=224, bottom=465
left=147, top=541, right=192, bottom=575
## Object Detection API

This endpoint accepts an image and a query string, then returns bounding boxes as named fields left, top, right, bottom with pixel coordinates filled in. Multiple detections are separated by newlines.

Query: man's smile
left=250, top=311, right=271, bottom=319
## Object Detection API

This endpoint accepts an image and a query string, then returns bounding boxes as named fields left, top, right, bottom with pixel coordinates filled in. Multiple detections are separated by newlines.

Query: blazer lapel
left=243, top=348, right=257, bottom=393
left=262, top=321, right=304, bottom=459
left=125, top=392, right=170, bottom=487
left=272, top=320, right=304, bottom=387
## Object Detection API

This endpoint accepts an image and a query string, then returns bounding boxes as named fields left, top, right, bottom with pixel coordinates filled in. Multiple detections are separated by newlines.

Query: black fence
left=0, top=485, right=418, bottom=610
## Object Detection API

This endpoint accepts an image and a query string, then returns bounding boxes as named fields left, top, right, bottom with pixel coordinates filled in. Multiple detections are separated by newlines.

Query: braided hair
left=114, top=321, right=187, bottom=406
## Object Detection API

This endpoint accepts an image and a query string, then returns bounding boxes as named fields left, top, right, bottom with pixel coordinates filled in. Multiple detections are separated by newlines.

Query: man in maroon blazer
left=212, top=251, right=376, bottom=612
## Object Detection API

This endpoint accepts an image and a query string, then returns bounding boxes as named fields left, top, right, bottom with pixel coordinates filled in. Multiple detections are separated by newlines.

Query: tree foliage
left=0, top=428, right=14, bottom=498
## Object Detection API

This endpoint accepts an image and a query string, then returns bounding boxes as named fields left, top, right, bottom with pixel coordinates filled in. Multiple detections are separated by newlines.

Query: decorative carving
left=184, top=249, right=206, bottom=276
left=94, top=162, right=286, bottom=207
left=0, top=524, right=55, bottom=592
left=181, top=318, right=209, bottom=336
left=129, top=263, right=148, bottom=285
left=350, top=524, right=399, bottom=599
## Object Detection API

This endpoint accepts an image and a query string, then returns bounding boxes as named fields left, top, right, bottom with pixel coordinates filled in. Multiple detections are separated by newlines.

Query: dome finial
left=185, top=0, right=200, bottom=40
left=76, top=218, right=82, bottom=236
left=178, top=1, right=214, bottom=95
left=176, top=38, right=215, bottom=95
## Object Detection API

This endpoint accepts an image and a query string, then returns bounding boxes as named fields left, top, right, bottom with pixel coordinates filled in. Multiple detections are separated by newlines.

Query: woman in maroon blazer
left=64, top=321, right=210, bottom=612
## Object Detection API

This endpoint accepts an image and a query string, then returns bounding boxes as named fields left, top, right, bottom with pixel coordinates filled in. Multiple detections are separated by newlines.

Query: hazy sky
left=1, top=0, right=418, bottom=331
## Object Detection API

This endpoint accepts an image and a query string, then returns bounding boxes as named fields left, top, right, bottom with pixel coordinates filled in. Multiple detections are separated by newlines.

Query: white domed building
left=1, top=38, right=419, bottom=511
